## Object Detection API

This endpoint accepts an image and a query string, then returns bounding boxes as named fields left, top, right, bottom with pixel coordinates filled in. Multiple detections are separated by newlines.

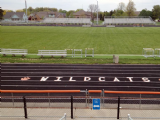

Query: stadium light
left=96, top=0, right=98, bottom=25
left=25, top=0, right=28, bottom=23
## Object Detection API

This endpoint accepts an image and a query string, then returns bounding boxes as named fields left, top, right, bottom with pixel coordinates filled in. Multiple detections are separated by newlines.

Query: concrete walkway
left=1, top=108, right=160, bottom=120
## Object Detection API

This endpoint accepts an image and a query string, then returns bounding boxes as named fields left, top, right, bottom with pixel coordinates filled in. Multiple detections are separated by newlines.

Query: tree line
left=0, top=0, right=160, bottom=20
left=98, top=0, right=160, bottom=21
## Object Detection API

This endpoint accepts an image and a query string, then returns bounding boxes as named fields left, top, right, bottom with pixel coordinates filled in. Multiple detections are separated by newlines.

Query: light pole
left=96, top=0, right=98, bottom=25
left=25, top=0, right=28, bottom=22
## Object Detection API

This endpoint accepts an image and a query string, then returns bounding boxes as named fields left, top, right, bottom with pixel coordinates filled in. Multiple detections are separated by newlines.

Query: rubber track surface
left=1, top=64, right=160, bottom=97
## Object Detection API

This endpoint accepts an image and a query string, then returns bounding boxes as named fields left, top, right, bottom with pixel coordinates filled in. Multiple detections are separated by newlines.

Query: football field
left=1, top=26, right=160, bottom=54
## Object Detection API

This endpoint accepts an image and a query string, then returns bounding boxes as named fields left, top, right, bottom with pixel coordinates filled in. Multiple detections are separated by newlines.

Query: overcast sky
left=1, top=0, right=159, bottom=12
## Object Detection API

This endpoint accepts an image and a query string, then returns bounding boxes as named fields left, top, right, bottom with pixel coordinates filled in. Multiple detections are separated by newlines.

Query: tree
left=0, top=7, right=4, bottom=19
left=76, top=9, right=83, bottom=12
left=59, top=9, right=63, bottom=12
left=139, top=9, right=152, bottom=17
left=66, top=10, right=75, bottom=17
left=16, top=9, right=24, bottom=12
left=104, top=11, right=109, bottom=16
left=126, top=0, right=136, bottom=16
left=28, top=7, right=33, bottom=13
left=109, top=10, right=114, bottom=16
left=3, top=10, right=6, bottom=15
left=3, top=9, right=13, bottom=15
left=112, top=10, right=127, bottom=17
left=100, top=13, right=103, bottom=20
left=61, top=10, right=67, bottom=13
left=152, top=5, right=160, bottom=20
left=117, top=2, right=126, bottom=11
left=50, top=8, right=58, bottom=12
left=59, top=9, right=67, bottom=13
left=87, top=4, right=98, bottom=20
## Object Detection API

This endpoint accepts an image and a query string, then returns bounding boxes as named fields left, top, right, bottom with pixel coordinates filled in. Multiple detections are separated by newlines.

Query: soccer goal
left=85, top=48, right=94, bottom=57
left=74, top=49, right=82, bottom=58
left=65, top=49, right=73, bottom=57
left=142, top=48, right=154, bottom=58
left=155, top=48, right=160, bottom=57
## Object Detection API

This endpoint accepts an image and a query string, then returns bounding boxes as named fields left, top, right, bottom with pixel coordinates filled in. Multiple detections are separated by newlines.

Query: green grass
left=156, top=22, right=160, bottom=25
left=1, top=26, right=160, bottom=54
left=0, top=26, right=160, bottom=64
left=93, top=20, right=104, bottom=25
left=0, top=54, right=160, bottom=64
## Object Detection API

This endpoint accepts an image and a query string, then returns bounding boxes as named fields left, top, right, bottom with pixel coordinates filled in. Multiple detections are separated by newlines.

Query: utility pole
left=25, top=0, right=28, bottom=22
left=97, top=0, right=98, bottom=25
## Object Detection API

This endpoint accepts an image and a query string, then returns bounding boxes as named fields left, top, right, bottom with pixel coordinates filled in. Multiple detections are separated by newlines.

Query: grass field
left=1, top=26, right=160, bottom=54
left=0, top=26, right=160, bottom=64
left=156, top=22, right=160, bottom=25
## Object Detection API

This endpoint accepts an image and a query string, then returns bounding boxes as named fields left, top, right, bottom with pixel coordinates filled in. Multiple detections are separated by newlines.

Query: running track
left=1, top=64, right=160, bottom=96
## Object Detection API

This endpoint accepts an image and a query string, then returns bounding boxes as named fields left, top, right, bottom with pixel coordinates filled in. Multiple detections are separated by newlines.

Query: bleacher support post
left=71, top=96, right=73, bottom=119
left=23, top=96, right=28, bottom=119
left=117, top=96, right=120, bottom=119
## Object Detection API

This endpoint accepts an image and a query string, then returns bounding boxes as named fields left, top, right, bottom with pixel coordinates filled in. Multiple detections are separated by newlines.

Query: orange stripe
left=104, top=91, right=160, bottom=94
left=0, top=90, right=81, bottom=93
left=88, top=90, right=102, bottom=93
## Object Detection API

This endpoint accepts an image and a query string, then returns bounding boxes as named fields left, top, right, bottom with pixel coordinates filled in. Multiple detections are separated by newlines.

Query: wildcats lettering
left=21, top=76, right=159, bottom=82
left=38, top=77, right=156, bottom=82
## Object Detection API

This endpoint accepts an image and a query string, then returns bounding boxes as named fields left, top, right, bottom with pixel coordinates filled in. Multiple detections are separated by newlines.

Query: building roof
left=135, top=11, right=141, bottom=16
left=4, top=12, right=25, bottom=19
left=30, top=11, right=66, bottom=19
left=73, top=10, right=91, bottom=16
left=36, top=12, right=50, bottom=18
left=56, top=12, right=66, bottom=17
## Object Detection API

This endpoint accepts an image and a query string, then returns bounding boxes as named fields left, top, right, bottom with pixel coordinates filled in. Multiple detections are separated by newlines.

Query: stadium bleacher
left=43, top=18, right=92, bottom=25
left=104, top=16, right=155, bottom=25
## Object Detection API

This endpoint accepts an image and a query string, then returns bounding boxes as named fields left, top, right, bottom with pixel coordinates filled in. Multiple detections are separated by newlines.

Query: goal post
left=155, top=48, right=160, bottom=57
left=74, top=49, right=82, bottom=58
left=65, top=49, right=73, bottom=57
left=142, top=48, right=154, bottom=58
left=85, top=48, right=94, bottom=57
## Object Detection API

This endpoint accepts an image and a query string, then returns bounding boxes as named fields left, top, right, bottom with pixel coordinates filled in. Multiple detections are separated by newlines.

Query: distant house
left=3, top=12, right=27, bottom=21
left=73, top=10, right=91, bottom=18
left=134, top=11, right=141, bottom=16
left=29, top=11, right=66, bottom=21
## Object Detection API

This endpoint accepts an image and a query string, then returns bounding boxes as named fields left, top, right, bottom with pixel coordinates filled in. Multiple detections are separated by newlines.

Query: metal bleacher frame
left=43, top=18, right=92, bottom=25
left=104, top=16, right=155, bottom=25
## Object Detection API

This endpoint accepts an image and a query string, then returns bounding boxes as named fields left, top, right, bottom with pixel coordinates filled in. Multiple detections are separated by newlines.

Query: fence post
left=117, top=96, right=120, bottom=119
left=85, top=89, right=88, bottom=107
left=71, top=96, right=73, bottom=119
left=103, top=89, right=104, bottom=107
left=48, top=93, right=50, bottom=108
left=139, top=94, right=141, bottom=109
left=11, top=93, right=14, bottom=107
left=23, top=96, right=28, bottom=119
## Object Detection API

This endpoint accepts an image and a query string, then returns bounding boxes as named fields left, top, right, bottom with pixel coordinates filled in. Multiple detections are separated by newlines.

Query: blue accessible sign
left=92, top=99, right=100, bottom=110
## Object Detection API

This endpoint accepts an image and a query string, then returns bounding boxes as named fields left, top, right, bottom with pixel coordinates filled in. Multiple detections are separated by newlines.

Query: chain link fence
left=1, top=96, right=24, bottom=118
left=1, top=96, right=160, bottom=119
left=26, top=96, right=71, bottom=118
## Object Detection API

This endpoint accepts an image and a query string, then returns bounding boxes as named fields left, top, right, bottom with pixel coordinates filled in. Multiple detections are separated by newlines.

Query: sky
left=0, top=0, right=160, bottom=12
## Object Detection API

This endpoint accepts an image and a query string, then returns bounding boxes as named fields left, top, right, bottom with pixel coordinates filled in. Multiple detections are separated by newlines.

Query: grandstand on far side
left=104, top=16, right=155, bottom=25
left=43, top=18, right=92, bottom=25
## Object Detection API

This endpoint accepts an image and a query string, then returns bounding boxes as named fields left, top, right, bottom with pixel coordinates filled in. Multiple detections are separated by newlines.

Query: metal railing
left=59, top=113, right=67, bottom=120
left=128, top=114, right=133, bottom=120
left=1, top=96, right=160, bottom=119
